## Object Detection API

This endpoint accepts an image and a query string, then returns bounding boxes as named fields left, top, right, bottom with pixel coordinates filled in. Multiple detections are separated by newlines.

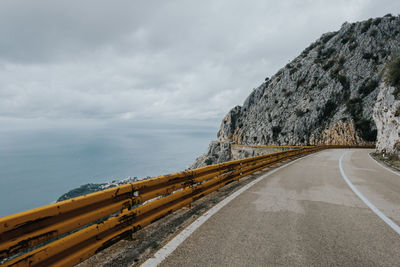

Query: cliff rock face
left=191, top=141, right=232, bottom=169
left=192, top=15, right=400, bottom=168
left=373, top=83, right=400, bottom=155
left=310, top=120, right=366, bottom=145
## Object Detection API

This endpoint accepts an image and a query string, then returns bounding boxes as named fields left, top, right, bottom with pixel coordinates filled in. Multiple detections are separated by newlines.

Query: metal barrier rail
left=0, top=145, right=371, bottom=266
left=232, top=144, right=310, bottom=148
left=234, top=145, right=375, bottom=152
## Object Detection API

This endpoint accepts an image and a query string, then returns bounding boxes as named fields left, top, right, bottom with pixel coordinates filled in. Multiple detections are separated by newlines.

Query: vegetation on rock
left=386, top=54, right=400, bottom=99
left=193, top=15, right=400, bottom=168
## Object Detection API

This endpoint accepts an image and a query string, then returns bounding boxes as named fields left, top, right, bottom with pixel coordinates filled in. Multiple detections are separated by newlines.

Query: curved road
left=143, top=149, right=400, bottom=266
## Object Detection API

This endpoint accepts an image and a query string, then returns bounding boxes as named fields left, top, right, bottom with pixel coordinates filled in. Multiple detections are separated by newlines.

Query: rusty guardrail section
left=0, top=145, right=371, bottom=266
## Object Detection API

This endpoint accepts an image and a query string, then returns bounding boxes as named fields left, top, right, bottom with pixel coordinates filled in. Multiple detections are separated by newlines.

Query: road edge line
left=367, top=152, right=400, bottom=177
left=339, top=151, right=400, bottom=235
left=140, top=152, right=318, bottom=267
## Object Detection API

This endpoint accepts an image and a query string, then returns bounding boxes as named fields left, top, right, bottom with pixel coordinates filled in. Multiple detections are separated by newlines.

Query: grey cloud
left=0, top=0, right=158, bottom=62
left=0, top=0, right=399, bottom=126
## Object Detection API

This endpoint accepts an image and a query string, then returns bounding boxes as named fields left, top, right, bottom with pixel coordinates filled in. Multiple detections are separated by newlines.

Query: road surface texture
left=145, top=149, right=400, bottom=266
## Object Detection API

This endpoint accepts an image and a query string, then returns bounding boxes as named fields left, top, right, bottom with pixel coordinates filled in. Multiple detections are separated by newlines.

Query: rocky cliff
left=373, top=52, right=400, bottom=156
left=192, top=14, right=400, bottom=168
left=373, top=83, right=400, bottom=155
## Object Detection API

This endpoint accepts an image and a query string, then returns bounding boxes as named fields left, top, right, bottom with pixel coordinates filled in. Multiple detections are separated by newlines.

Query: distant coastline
left=57, top=177, right=140, bottom=201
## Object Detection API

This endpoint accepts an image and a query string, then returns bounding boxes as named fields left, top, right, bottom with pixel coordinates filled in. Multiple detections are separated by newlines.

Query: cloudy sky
left=1, top=0, right=399, bottom=130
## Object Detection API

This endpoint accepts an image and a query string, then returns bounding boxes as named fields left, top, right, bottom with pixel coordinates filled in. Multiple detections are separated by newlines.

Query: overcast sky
left=1, top=0, right=399, bottom=130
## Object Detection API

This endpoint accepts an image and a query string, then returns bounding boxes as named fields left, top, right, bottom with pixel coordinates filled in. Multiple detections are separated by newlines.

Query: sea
left=0, top=120, right=217, bottom=217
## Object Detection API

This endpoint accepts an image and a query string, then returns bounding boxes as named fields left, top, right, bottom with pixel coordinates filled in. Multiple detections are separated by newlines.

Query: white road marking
left=368, top=152, right=400, bottom=177
left=339, top=151, right=400, bottom=235
left=140, top=153, right=317, bottom=267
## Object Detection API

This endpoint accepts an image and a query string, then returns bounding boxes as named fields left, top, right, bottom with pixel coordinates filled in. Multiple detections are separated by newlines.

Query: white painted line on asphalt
left=141, top=152, right=317, bottom=267
left=339, top=152, right=400, bottom=235
left=368, top=153, right=400, bottom=177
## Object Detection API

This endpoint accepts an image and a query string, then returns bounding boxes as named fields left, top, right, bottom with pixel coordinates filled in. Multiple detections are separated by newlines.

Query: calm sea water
left=0, top=122, right=216, bottom=217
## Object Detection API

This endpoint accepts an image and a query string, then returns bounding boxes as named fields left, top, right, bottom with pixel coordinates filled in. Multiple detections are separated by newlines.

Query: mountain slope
left=192, top=14, right=400, bottom=168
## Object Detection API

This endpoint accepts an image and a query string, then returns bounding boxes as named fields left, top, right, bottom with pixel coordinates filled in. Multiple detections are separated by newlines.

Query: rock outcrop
left=373, top=83, right=400, bottom=155
left=191, top=141, right=232, bottom=169
left=193, top=15, right=400, bottom=167
left=311, top=120, right=366, bottom=145
left=191, top=142, right=290, bottom=169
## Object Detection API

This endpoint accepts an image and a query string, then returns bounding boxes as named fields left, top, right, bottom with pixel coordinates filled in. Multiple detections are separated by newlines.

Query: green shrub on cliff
left=395, top=106, right=400, bottom=117
left=204, top=158, right=214, bottom=165
left=358, top=79, right=379, bottom=96
left=386, top=54, right=400, bottom=99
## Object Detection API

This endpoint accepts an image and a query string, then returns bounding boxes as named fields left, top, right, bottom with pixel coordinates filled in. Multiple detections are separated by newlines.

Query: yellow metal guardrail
left=0, top=145, right=372, bottom=266
left=232, top=144, right=310, bottom=149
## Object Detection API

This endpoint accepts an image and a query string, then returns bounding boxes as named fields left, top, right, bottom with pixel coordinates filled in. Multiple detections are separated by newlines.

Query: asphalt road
left=146, top=149, right=400, bottom=266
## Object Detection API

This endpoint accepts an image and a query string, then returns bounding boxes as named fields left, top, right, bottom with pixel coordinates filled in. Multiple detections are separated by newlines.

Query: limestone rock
left=190, top=141, right=232, bottom=169
left=192, top=15, right=400, bottom=167
left=373, top=83, right=400, bottom=155
left=310, top=120, right=366, bottom=145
